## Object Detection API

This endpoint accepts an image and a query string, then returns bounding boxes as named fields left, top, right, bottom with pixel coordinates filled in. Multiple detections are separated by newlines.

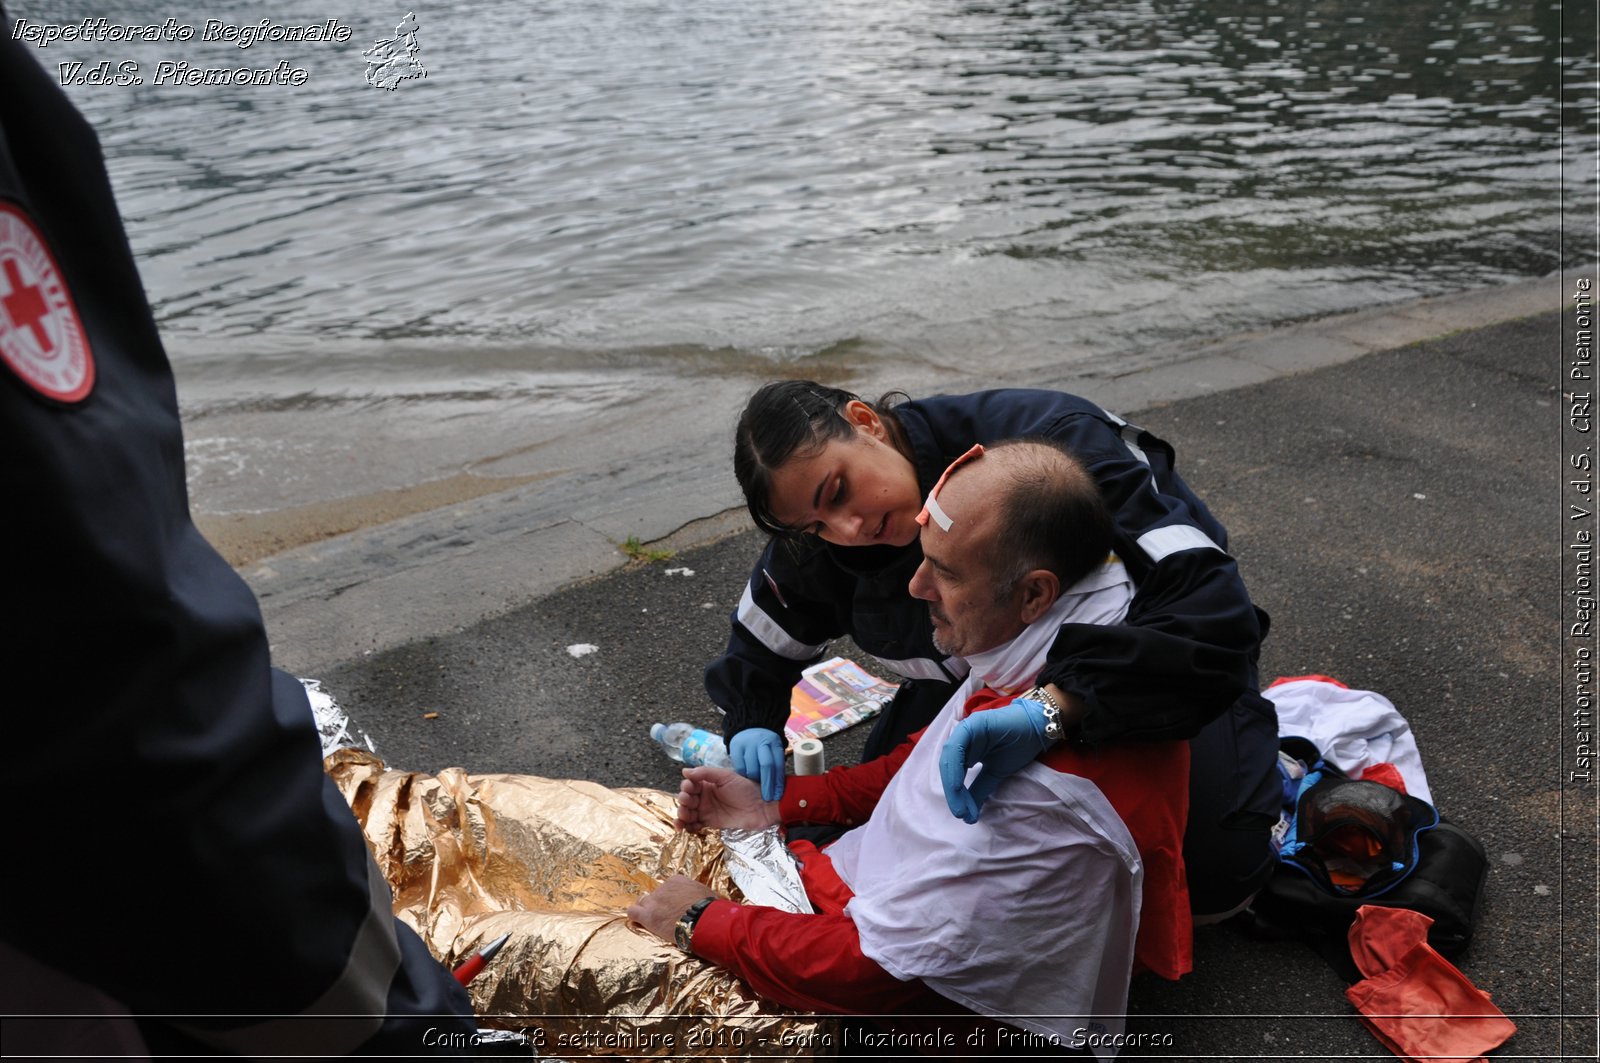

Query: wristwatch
left=674, top=896, right=715, bottom=953
left=1023, top=685, right=1066, bottom=743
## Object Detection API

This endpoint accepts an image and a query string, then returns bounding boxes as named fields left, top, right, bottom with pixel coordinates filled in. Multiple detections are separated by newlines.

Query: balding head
left=907, top=440, right=1113, bottom=657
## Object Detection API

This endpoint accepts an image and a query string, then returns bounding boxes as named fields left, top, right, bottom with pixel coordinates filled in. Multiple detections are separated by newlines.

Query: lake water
left=21, top=0, right=1595, bottom=513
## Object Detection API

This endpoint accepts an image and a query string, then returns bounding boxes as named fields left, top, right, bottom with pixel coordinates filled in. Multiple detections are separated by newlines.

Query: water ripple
left=27, top=0, right=1590, bottom=373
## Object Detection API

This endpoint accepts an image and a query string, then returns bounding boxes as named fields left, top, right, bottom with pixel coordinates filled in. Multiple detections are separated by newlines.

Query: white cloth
left=1265, top=678, right=1433, bottom=805
left=825, top=560, right=1141, bottom=1056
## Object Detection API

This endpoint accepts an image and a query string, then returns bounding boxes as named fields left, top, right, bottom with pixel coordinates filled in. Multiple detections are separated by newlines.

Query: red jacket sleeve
left=690, top=900, right=931, bottom=1014
left=778, top=733, right=921, bottom=826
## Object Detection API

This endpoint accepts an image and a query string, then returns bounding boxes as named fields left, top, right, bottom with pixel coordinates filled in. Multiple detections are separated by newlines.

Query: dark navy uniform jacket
left=706, top=388, right=1270, bottom=747
left=0, top=25, right=474, bottom=1053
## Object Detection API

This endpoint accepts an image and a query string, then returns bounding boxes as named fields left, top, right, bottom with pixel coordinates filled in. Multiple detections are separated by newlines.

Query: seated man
left=630, top=440, right=1192, bottom=1053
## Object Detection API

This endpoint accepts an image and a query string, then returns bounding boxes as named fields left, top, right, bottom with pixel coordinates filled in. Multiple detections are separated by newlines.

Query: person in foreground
left=0, top=19, right=474, bottom=1053
left=707, top=380, right=1282, bottom=917
left=632, top=440, right=1192, bottom=1055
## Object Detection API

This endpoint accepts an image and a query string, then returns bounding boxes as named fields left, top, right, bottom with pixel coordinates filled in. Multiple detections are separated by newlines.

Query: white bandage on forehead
left=921, top=493, right=955, bottom=531
left=916, top=443, right=986, bottom=532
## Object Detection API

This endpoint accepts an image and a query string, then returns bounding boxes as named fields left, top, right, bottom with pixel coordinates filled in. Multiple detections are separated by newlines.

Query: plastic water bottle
left=649, top=722, right=732, bottom=769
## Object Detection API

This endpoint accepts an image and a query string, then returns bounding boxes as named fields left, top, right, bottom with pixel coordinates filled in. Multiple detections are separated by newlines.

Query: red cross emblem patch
left=0, top=201, right=94, bottom=404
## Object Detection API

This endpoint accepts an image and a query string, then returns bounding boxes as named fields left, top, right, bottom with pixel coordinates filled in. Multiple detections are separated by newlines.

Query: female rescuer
left=704, top=381, right=1283, bottom=917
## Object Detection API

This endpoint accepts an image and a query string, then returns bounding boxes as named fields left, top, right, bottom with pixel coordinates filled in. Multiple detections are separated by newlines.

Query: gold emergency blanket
left=325, top=749, right=835, bottom=1058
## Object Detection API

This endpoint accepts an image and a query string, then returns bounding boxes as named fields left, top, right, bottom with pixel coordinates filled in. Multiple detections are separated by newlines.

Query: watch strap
left=674, top=896, right=715, bottom=953
left=1024, top=685, right=1066, bottom=743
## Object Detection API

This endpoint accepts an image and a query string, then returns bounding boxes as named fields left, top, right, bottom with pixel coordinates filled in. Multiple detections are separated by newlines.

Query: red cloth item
left=1344, top=905, right=1516, bottom=1062
left=962, top=686, right=1194, bottom=980
left=1356, top=761, right=1409, bottom=794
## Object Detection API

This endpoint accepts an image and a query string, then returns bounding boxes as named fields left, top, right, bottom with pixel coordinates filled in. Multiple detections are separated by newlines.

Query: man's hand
left=939, top=698, right=1052, bottom=823
left=627, top=875, right=716, bottom=943
left=730, top=728, right=787, bottom=801
left=676, top=765, right=779, bottom=832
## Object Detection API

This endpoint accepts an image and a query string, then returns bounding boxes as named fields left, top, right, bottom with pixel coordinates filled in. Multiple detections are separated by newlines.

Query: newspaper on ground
left=784, top=656, right=901, bottom=746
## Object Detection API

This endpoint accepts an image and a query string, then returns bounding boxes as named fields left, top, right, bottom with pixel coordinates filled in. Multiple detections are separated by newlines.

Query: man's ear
left=1016, top=569, right=1061, bottom=624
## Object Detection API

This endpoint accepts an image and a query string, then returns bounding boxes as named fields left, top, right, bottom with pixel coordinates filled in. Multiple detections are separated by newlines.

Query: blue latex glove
left=730, top=728, right=786, bottom=802
left=939, top=699, right=1050, bottom=823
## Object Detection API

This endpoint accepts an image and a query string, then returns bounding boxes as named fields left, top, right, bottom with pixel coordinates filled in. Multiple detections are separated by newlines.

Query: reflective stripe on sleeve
left=1097, top=407, right=1155, bottom=469
left=737, top=584, right=829, bottom=661
left=1112, top=418, right=1153, bottom=469
left=1122, top=436, right=1152, bottom=467
left=1136, top=525, right=1226, bottom=563
left=174, top=851, right=401, bottom=1055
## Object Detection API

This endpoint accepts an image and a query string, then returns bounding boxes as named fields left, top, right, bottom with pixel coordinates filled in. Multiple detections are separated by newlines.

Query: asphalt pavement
left=314, top=304, right=1593, bottom=1060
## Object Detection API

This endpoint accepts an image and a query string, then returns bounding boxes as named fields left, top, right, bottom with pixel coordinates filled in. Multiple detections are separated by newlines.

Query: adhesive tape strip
left=792, top=738, right=826, bottom=776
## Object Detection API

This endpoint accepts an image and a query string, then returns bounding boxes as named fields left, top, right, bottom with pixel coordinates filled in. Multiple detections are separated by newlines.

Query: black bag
left=1251, top=817, right=1488, bottom=959
left=1248, top=738, right=1488, bottom=961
